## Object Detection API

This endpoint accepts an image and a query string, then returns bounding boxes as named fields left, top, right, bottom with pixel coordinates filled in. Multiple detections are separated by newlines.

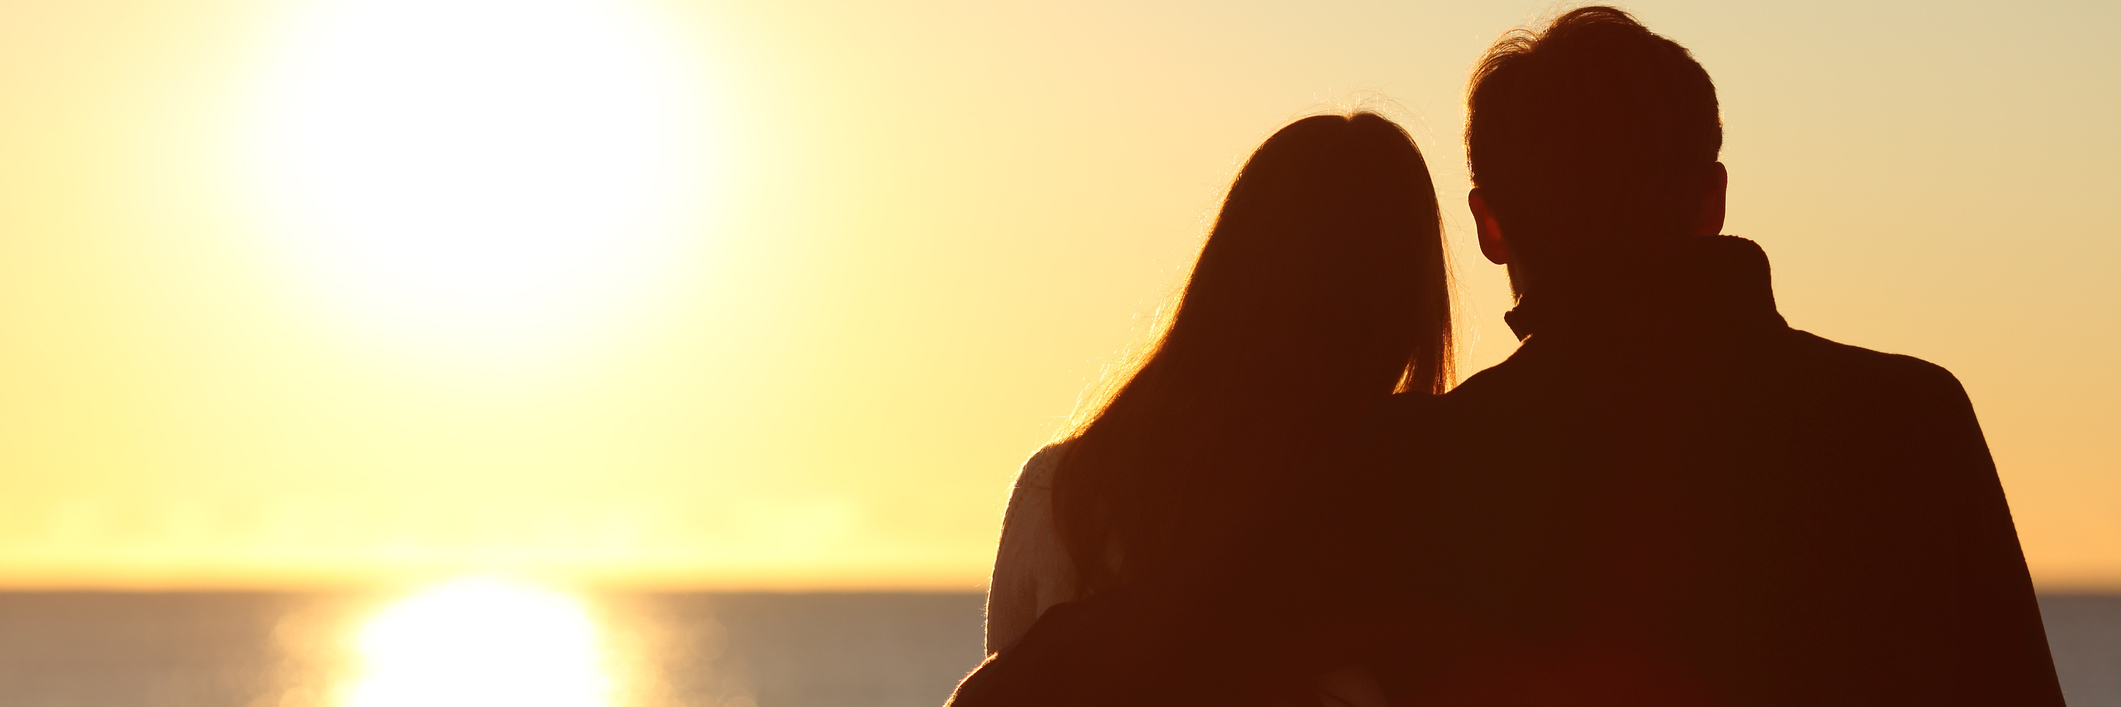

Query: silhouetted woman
left=984, top=112, right=1453, bottom=704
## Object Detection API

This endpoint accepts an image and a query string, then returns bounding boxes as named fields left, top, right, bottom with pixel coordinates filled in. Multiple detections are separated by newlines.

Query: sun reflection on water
left=344, top=577, right=612, bottom=707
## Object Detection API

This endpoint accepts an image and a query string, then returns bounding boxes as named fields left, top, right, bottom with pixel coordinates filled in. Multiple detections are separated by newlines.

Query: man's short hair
left=1467, top=7, right=1721, bottom=258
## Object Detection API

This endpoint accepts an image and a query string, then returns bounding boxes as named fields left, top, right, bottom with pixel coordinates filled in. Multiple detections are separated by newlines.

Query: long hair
left=1050, top=112, right=1452, bottom=594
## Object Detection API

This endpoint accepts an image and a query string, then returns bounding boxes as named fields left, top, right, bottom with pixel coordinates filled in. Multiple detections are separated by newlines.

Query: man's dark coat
left=1363, top=235, right=2061, bottom=705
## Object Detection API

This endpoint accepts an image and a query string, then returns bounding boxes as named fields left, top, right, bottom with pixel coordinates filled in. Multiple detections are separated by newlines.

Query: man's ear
left=1697, top=162, right=1728, bottom=236
left=1470, top=189, right=1511, bottom=265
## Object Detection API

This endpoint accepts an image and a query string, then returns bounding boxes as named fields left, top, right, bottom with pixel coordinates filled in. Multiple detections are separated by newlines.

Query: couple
left=969, top=8, right=2064, bottom=707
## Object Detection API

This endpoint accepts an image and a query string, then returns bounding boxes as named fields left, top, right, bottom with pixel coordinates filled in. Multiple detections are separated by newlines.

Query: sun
left=244, top=0, right=715, bottom=363
left=346, top=577, right=612, bottom=707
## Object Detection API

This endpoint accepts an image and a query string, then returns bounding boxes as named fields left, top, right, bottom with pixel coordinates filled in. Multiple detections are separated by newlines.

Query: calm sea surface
left=0, top=591, right=2114, bottom=707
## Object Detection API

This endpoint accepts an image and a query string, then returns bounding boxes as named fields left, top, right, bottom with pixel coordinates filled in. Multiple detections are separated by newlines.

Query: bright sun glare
left=247, top=0, right=714, bottom=362
left=349, top=577, right=611, bottom=707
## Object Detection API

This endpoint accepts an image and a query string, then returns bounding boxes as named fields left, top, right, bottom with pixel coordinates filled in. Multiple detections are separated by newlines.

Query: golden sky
left=0, top=0, right=2114, bottom=590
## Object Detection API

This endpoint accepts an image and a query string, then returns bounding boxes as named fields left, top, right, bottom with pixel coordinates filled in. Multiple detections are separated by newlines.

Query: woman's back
left=984, top=438, right=1398, bottom=706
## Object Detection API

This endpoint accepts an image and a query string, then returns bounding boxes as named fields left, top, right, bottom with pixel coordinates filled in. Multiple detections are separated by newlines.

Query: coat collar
left=1502, top=235, right=1786, bottom=342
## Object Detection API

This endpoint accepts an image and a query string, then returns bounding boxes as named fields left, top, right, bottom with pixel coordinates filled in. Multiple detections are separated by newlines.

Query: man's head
left=1465, top=7, right=1724, bottom=289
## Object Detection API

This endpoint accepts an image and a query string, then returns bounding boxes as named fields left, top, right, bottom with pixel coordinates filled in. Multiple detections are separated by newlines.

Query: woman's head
left=1053, top=112, right=1451, bottom=592
left=1172, top=112, right=1452, bottom=397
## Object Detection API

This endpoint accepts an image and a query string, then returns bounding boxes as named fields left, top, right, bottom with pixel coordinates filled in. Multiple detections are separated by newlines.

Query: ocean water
left=0, top=591, right=2114, bottom=707
left=0, top=591, right=987, bottom=707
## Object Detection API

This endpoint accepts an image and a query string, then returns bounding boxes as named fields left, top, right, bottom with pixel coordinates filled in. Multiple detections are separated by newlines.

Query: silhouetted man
left=1364, top=7, right=2063, bottom=705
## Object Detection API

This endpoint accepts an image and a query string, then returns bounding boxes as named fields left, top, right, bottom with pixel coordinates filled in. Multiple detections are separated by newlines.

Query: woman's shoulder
left=989, top=440, right=1081, bottom=652
left=1013, top=439, right=1074, bottom=491
left=1000, top=440, right=1072, bottom=533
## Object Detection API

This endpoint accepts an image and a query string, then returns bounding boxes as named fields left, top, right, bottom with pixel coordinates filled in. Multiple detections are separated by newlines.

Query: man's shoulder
left=1449, top=328, right=1968, bottom=398
left=1429, top=328, right=1977, bottom=441
left=1436, top=345, right=1539, bottom=403
left=1781, top=328, right=1970, bottom=401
